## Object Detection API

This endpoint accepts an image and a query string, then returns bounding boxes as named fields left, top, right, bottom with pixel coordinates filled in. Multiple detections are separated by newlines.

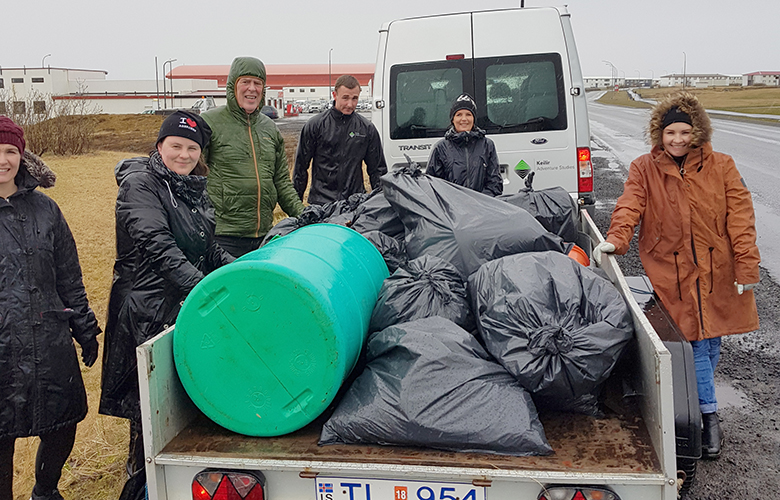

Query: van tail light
left=538, top=485, right=620, bottom=500
left=192, top=470, right=265, bottom=500
left=577, top=147, right=593, bottom=193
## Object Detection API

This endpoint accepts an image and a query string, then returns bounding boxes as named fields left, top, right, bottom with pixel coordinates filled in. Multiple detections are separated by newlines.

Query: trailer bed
left=161, top=406, right=660, bottom=475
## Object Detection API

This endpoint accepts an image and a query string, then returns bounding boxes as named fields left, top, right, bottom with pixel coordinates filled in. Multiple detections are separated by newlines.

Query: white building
left=0, top=66, right=223, bottom=115
left=658, top=73, right=742, bottom=88
left=742, top=71, right=780, bottom=86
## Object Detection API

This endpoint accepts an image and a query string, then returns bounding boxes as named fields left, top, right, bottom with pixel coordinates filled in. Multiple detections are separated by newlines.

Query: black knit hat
left=449, top=93, right=477, bottom=122
left=156, top=110, right=212, bottom=150
left=661, top=106, right=692, bottom=130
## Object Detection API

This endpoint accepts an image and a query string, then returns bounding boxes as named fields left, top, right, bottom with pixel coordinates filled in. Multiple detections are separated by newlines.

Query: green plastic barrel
left=173, top=224, right=389, bottom=436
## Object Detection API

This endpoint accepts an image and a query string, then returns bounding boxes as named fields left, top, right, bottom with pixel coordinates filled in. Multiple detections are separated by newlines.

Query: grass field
left=597, top=86, right=780, bottom=116
left=10, top=118, right=303, bottom=499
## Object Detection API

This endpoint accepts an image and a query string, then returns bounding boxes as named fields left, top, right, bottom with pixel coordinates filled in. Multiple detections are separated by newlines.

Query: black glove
left=81, top=338, right=99, bottom=367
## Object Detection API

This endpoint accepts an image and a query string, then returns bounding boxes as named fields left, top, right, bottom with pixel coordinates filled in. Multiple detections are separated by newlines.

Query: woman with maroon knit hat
left=593, top=92, right=760, bottom=459
left=0, top=117, right=101, bottom=500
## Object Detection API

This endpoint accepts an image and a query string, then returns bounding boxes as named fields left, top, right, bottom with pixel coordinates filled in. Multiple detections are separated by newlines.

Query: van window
left=390, top=61, right=470, bottom=139
left=476, top=53, right=567, bottom=133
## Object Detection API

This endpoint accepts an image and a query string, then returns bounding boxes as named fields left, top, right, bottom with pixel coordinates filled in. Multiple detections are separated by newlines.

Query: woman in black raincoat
left=426, top=93, right=503, bottom=197
left=99, top=111, right=234, bottom=499
left=0, top=117, right=100, bottom=500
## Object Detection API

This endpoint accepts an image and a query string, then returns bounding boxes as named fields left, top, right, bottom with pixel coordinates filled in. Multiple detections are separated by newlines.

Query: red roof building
left=168, top=64, right=375, bottom=88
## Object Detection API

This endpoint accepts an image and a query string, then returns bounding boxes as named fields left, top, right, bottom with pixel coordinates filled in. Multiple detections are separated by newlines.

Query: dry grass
left=596, top=90, right=652, bottom=108
left=91, top=114, right=165, bottom=154
left=635, top=86, right=780, bottom=115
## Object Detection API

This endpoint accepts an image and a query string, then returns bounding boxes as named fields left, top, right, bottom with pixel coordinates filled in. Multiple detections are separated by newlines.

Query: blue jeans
left=691, top=337, right=722, bottom=414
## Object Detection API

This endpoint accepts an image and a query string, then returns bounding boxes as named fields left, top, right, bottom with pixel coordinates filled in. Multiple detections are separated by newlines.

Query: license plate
left=315, top=477, right=485, bottom=500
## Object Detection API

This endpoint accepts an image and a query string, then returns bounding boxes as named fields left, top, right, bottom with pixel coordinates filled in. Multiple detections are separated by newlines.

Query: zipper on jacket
left=708, top=247, right=714, bottom=293
left=673, top=251, right=682, bottom=300
left=691, top=235, right=705, bottom=332
left=247, top=115, right=262, bottom=238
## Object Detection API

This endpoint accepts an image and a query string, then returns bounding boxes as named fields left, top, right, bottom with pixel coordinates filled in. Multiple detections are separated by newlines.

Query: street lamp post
left=682, top=52, right=687, bottom=89
left=155, top=56, right=160, bottom=110
left=41, top=54, right=51, bottom=68
left=328, top=48, right=333, bottom=99
left=163, top=58, right=177, bottom=109
left=602, top=60, right=617, bottom=90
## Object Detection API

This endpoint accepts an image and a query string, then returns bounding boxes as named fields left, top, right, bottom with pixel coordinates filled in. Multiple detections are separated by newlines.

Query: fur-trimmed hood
left=647, top=92, right=712, bottom=149
left=17, top=150, right=57, bottom=189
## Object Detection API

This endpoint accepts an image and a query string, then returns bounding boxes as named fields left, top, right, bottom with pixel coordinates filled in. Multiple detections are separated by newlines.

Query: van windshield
left=389, top=53, right=566, bottom=140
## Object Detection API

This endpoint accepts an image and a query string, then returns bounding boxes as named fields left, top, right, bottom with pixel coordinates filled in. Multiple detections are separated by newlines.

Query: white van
left=371, top=6, right=594, bottom=212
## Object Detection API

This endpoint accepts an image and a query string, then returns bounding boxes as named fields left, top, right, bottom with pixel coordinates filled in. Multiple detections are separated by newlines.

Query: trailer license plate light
left=537, top=485, right=620, bottom=500
left=315, top=477, right=485, bottom=500
left=192, top=469, right=266, bottom=500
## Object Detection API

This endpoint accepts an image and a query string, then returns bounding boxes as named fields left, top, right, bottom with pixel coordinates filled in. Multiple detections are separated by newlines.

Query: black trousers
left=0, top=424, right=77, bottom=498
left=215, top=235, right=263, bottom=258
left=118, top=418, right=147, bottom=500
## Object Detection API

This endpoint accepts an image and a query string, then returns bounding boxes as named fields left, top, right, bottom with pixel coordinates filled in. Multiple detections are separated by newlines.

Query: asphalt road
left=588, top=100, right=780, bottom=498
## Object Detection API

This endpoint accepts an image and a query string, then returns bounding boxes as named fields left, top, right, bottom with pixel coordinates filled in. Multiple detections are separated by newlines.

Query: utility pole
left=163, top=58, right=177, bottom=109
left=328, top=48, right=333, bottom=99
left=682, top=52, right=687, bottom=89
left=155, top=56, right=160, bottom=110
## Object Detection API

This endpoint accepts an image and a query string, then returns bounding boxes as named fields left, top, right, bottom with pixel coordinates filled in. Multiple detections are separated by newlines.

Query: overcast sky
left=4, top=0, right=777, bottom=81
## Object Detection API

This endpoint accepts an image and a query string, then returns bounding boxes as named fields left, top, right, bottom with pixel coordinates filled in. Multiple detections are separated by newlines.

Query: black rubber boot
left=702, top=412, right=723, bottom=459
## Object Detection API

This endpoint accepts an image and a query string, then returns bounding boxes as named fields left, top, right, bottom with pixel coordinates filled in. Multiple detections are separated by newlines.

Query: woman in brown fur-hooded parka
left=593, top=92, right=760, bottom=460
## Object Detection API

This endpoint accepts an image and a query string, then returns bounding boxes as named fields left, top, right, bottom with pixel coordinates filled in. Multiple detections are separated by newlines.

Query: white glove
left=736, top=282, right=757, bottom=295
left=592, top=241, right=615, bottom=266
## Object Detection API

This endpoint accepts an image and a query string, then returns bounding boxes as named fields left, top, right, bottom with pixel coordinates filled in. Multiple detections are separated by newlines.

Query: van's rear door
left=471, top=8, right=578, bottom=194
left=376, top=13, right=473, bottom=168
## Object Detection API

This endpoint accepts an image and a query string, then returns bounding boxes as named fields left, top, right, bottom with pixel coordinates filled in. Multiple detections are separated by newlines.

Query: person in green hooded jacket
left=202, top=56, right=304, bottom=257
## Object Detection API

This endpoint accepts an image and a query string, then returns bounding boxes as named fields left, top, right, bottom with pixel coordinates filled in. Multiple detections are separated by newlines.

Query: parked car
left=260, top=105, right=279, bottom=119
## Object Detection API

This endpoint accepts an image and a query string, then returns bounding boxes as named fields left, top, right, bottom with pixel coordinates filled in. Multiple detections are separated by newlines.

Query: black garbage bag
left=319, top=317, right=552, bottom=456
left=381, top=161, right=568, bottom=278
left=369, top=255, right=472, bottom=333
left=260, top=217, right=302, bottom=246
left=260, top=205, right=333, bottom=246
left=349, top=190, right=405, bottom=240
left=322, top=192, right=371, bottom=226
left=469, top=251, right=634, bottom=414
left=261, top=195, right=369, bottom=246
left=498, top=172, right=580, bottom=242
left=362, top=230, right=407, bottom=274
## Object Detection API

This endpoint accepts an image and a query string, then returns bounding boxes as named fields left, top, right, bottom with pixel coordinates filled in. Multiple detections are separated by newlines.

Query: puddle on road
left=715, top=381, right=749, bottom=409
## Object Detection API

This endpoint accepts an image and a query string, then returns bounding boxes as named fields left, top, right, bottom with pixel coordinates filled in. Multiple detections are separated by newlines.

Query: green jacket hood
left=227, top=57, right=267, bottom=118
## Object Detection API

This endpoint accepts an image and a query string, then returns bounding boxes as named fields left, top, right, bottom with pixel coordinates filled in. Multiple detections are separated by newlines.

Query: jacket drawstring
left=163, top=180, right=179, bottom=209
left=709, top=247, right=714, bottom=293
left=674, top=251, right=682, bottom=300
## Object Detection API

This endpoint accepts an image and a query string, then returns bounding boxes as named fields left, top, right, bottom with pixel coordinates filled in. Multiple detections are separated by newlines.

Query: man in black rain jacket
left=293, top=75, right=387, bottom=205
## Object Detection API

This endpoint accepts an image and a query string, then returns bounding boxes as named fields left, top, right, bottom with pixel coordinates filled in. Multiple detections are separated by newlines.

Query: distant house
left=583, top=76, right=614, bottom=90
left=659, top=74, right=741, bottom=88
left=743, top=71, right=780, bottom=87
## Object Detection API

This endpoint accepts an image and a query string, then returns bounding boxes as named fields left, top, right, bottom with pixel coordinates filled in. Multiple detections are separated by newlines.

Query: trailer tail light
left=577, top=147, right=593, bottom=193
left=538, top=485, right=620, bottom=500
left=192, top=470, right=266, bottom=500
